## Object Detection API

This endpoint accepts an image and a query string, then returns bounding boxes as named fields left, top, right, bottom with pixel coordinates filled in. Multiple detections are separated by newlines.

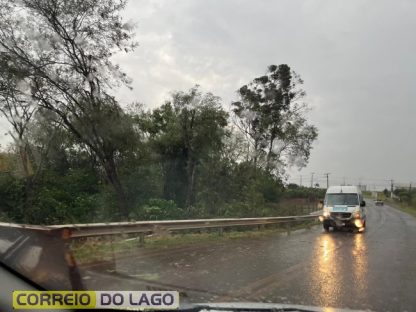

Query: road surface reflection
left=310, top=232, right=368, bottom=309
left=351, top=233, right=368, bottom=300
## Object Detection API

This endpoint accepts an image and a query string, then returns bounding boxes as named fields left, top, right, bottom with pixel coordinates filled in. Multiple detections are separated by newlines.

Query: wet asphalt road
left=81, top=202, right=416, bottom=312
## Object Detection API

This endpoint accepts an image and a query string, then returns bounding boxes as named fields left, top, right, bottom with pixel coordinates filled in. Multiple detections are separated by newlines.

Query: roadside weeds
left=71, top=220, right=319, bottom=264
left=384, top=199, right=416, bottom=218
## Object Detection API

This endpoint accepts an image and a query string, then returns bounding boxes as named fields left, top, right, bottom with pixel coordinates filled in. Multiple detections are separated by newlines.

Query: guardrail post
left=218, top=227, right=223, bottom=236
left=48, top=229, right=85, bottom=290
left=138, top=233, right=145, bottom=246
left=153, top=225, right=170, bottom=238
left=286, top=221, right=291, bottom=235
left=61, top=229, right=85, bottom=290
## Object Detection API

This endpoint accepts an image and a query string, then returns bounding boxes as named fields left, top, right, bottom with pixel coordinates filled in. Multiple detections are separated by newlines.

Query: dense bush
left=282, top=185, right=325, bottom=200
left=0, top=82, right=317, bottom=224
left=394, top=188, right=416, bottom=207
left=129, top=199, right=185, bottom=221
left=0, top=163, right=322, bottom=224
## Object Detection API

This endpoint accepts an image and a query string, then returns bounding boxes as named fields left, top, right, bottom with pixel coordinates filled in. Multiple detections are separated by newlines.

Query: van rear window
left=325, top=193, right=359, bottom=206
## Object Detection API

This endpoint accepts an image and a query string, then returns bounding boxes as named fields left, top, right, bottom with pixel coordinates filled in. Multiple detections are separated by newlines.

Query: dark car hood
left=183, top=302, right=370, bottom=312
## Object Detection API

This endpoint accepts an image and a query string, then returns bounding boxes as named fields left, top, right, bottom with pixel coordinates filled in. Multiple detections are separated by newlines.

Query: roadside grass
left=363, top=191, right=388, bottom=201
left=364, top=193, right=416, bottom=217
left=362, top=191, right=373, bottom=198
left=377, top=193, right=389, bottom=200
left=384, top=198, right=416, bottom=218
left=71, top=220, right=319, bottom=264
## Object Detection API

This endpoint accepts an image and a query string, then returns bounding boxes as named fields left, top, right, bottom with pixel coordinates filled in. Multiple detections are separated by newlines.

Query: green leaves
left=232, top=64, right=317, bottom=175
left=144, top=86, right=229, bottom=209
left=129, top=199, right=185, bottom=221
left=0, top=0, right=139, bottom=218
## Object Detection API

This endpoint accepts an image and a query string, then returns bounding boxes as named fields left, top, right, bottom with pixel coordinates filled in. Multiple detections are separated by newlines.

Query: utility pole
left=299, top=175, right=302, bottom=187
left=390, top=179, right=394, bottom=199
left=324, top=173, right=330, bottom=189
left=343, top=176, right=346, bottom=186
left=310, top=172, right=315, bottom=188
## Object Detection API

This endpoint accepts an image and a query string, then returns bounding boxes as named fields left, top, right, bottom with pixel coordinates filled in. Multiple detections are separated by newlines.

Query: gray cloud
left=113, top=0, right=416, bottom=186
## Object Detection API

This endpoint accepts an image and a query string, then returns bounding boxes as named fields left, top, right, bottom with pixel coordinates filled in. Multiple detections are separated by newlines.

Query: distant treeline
left=0, top=87, right=320, bottom=224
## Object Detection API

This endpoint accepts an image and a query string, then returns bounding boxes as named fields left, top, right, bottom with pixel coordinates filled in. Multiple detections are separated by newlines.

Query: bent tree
left=232, top=64, right=318, bottom=175
left=0, top=0, right=137, bottom=218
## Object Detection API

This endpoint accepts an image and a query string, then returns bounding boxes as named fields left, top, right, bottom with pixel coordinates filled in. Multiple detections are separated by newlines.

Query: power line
left=286, top=173, right=412, bottom=192
left=323, top=173, right=330, bottom=188
left=390, top=179, right=394, bottom=199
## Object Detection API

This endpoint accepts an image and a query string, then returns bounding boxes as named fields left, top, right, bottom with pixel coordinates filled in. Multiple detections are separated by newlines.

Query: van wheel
left=323, top=224, right=330, bottom=232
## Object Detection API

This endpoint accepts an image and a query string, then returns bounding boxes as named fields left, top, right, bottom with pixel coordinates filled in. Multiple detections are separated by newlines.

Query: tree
left=145, top=87, right=228, bottom=210
left=0, top=59, right=43, bottom=220
left=0, top=0, right=137, bottom=218
left=0, top=63, right=37, bottom=178
left=232, top=64, right=318, bottom=175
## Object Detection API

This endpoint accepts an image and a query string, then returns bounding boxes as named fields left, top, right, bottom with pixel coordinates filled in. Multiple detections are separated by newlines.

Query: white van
left=319, top=185, right=366, bottom=232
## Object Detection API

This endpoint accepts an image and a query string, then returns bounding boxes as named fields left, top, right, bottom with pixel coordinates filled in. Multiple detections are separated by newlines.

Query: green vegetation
left=362, top=191, right=372, bottom=198
left=387, top=188, right=416, bottom=217
left=365, top=189, right=416, bottom=217
left=364, top=190, right=389, bottom=201
left=387, top=201, right=416, bottom=218
left=0, top=0, right=319, bottom=224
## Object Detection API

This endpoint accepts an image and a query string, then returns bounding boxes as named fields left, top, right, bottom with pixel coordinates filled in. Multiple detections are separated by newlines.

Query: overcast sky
left=2, top=0, right=415, bottom=189
left=115, top=0, right=416, bottom=189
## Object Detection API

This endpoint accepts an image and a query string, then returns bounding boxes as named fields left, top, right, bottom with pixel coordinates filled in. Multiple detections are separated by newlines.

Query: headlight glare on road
left=354, top=219, right=364, bottom=228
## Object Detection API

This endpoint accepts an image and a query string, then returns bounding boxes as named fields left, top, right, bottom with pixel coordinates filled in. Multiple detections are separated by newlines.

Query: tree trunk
left=185, top=159, right=196, bottom=211
left=18, top=142, right=35, bottom=223
left=266, top=135, right=275, bottom=172
left=23, top=177, right=35, bottom=223
left=102, top=156, right=129, bottom=219
left=19, top=145, right=31, bottom=178
left=253, top=139, right=259, bottom=168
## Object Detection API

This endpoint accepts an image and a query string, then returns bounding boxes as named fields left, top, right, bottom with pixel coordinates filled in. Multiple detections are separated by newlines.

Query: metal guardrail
left=47, top=214, right=320, bottom=238
left=0, top=213, right=320, bottom=290
left=1, top=213, right=321, bottom=239
left=0, top=223, right=82, bottom=290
